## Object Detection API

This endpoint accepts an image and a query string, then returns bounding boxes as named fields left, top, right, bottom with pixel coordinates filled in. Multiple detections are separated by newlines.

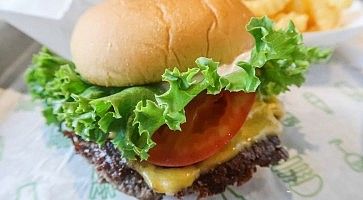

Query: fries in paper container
left=242, top=0, right=353, bottom=32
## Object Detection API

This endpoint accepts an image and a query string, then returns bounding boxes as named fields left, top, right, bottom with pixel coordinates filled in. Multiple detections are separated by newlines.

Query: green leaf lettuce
left=25, top=17, right=331, bottom=160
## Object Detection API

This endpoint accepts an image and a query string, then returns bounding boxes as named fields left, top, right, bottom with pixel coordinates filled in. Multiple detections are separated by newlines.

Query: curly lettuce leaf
left=133, top=17, right=331, bottom=142
left=26, top=47, right=74, bottom=99
left=133, top=57, right=259, bottom=138
left=240, top=17, right=331, bottom=96
left=25, top=48, right=89, bottom=124
left=26, top=48, right=159, bottom=153
left=26, top=17, right=331, bottom=160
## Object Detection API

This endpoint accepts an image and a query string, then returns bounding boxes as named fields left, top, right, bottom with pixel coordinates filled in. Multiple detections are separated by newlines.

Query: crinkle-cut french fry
left=242, top=0, right=291, bottom=16
left=274, top=12, right=309, bottom=32
left=307, top=0, right=340, bottom=31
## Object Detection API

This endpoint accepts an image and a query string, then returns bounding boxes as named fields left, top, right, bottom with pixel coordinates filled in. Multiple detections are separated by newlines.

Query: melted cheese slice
left=131, top=98, right=284, bottom=195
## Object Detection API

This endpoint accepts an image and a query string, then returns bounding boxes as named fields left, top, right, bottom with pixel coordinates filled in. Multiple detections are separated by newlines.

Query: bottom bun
left=64, top=132, right=288, bottom=200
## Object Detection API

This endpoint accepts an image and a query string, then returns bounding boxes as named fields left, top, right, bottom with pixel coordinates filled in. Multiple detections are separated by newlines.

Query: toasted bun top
left=71, top=0, right=254, bottom=87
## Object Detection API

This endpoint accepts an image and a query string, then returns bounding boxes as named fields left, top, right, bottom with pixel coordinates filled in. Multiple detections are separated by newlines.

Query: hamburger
left=25, top=0, right=330, bottom=199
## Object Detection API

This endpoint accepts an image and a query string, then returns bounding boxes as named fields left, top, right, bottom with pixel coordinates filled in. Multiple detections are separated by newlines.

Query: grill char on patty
left=64, top=131, right=288, bottom=200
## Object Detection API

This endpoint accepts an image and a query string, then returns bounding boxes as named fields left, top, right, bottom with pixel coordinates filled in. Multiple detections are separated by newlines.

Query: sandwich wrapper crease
left=1, top=0, right=363, bottom=199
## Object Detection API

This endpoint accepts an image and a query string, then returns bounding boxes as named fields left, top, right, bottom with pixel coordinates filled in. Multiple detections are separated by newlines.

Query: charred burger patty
left=65, top=132, right=287, bottom=200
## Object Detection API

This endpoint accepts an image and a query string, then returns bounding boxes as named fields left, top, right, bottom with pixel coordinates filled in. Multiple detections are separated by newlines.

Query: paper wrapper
left=1, top=1, right=363, bottom=200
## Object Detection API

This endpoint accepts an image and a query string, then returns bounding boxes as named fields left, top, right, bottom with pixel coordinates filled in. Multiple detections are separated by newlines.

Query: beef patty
left=64, top=131, right=288, bottom=200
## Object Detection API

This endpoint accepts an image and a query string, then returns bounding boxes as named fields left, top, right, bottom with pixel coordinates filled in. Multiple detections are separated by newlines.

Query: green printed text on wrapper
left=221, top=186, right=247, bottom=200
left=271, top=155, right=323, bottom=197
left=282, top=112, right=300, bottom=127
left=303, top=92, right=333, bottom=115
left=16, top=182, right=38, bottom=200
left=334, top=81, right=363, bottom=102
left=330, top=139, right=363, bottom=173
left=89, top=171, right=117, bottom=200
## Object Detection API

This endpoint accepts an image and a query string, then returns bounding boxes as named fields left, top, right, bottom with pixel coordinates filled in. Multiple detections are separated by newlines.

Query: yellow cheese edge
left=131, top=97, right=284, bottom=195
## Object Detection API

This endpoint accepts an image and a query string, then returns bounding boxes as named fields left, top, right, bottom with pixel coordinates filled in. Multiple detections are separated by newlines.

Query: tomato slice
left=147, top=91, right=256, bottom=167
